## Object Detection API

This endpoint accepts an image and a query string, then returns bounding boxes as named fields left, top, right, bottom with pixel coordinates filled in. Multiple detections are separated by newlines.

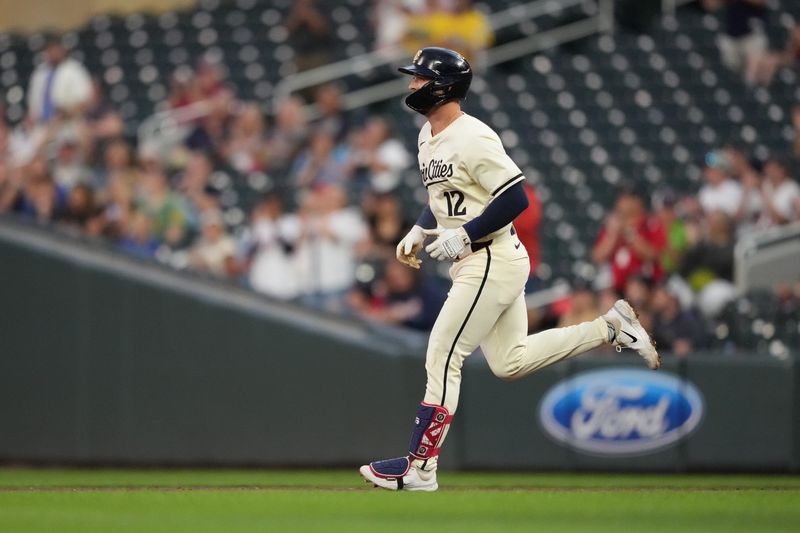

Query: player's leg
left=481, top=293, right=660, bottom=381
left=360, top=248, right=518, bottom=490
left=481, top=292, right=609, bottom=380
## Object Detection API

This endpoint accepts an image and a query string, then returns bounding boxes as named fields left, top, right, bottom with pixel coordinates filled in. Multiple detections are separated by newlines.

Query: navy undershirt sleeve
left=416, top=205, right=437, bottom=229
left=463, top=181, right=529, bottom=242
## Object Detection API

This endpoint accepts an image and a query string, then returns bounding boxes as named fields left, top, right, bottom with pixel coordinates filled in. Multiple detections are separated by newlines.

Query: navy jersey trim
left=424, top=179, right=450, bottom=188
left=440, top=247, right=492, bottom=406
left=490, top=173, right=524, bottom=196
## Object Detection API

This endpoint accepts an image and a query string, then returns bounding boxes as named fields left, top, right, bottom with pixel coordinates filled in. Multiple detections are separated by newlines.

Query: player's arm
left=425, top=182, right=529, bottom=260
left=463, top=182, right=528, bottom=241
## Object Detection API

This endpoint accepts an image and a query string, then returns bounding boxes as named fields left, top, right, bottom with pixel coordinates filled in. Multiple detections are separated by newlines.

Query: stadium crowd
left=1, top=0, right=800, bottom=348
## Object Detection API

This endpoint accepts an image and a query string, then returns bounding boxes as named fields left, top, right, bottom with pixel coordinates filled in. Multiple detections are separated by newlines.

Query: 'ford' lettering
left=538, top=368, right=704, bottom=455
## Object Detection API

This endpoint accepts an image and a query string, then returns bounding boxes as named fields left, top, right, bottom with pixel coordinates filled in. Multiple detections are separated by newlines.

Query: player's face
left=408, top=75, right=431, bottom=91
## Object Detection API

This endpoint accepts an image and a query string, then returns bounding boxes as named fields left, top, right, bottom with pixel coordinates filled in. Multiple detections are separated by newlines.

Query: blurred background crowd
left=1, top=0, right=800, bottom=355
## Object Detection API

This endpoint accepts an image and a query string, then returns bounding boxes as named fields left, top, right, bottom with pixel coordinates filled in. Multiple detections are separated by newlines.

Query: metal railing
left=734, top=222, right=800, bottom=292
left=138, top=0, right=614, bottom=146
left=272, top=0, right=606, bottom=107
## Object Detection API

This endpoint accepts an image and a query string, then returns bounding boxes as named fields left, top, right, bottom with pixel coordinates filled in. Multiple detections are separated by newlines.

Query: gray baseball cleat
left=603, top=299, right=660, bottom=369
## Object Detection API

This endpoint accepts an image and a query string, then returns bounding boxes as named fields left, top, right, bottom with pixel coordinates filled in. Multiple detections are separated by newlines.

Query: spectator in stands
left=176, top=151, right=217, bottom=219
left=556, top=282, right=599, bottom=328
left=167, top=66, right=203, bottom=118
left=404, top=0, right=493, bottom=64
left=653, top=188, right=689, bottom=274
left=349, top=258, right=444, bottom=330
left=286, top=0, right=335, bottom=74
left=51, top=134, right=89, bottom=191
left=514, top=182, right=542, bottom=292
left=223, top=103, right=269, bottom=175
left=0, top=163, right=23, bottom=213
left=22, top=173, right=63, bottom=223
left=83, top=79, right=124, bottom=147
left=188, top=210, right=236, bottom=277
left=679, top=210, right=735, bottom=289
left=698, top=150, right=742, bottom=216
left=136, top=166, right=192, bottom=248
left=294, top=185, right=368, bottom=310
left=59, top=183, right=98, bottom=232
left=371, top=0, right=424, bottom=53
left=347, top=116, right=411, bottom=194
left=7, top=115, right=43, bottom=167
left=266, top=96, right=309, bottom=178
left=624, top=275, right=652, bottom=312
left=758, top=156, right=800, bottom=227
left=26, top=35, right=92, bottom=126
left=185, top=59, right=235, bottom=158
left=291, top=129, right=349, bottom=188
left=248, top=192, right=301, bottom=300
left=96, top=172, right=134, bottom=240
left=679, top=210, right=737, bottom=318
left=312, top=83, right=354, bottom=143
left=651, top=284, right=709, bottom=356
left=362, top=191, right=406, bottom=252
left=118, top=209, right=158, bottom=259
left=702, top=0, right=768, bottom=77
left=731, top=149, right=764, bottom=236
left=592, top=187, right=666, bottom=292
left=94, top=139, right=136, bottom=192
left=745, top=23, right=800, bottom=86
left=0, top=118, right=8, bottom=162
left=794, top=105, right=800, bottom=160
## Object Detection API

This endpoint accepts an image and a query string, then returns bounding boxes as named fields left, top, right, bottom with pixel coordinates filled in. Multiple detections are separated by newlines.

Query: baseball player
left=359, top=47, right=660, bottom=492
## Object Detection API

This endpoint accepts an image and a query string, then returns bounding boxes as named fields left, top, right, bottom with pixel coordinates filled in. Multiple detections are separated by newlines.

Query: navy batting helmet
left=398, top=47, right=472, bottom=115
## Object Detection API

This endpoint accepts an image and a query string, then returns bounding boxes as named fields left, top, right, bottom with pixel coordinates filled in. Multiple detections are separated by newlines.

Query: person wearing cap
left=698, top=150, right=743, bottom=217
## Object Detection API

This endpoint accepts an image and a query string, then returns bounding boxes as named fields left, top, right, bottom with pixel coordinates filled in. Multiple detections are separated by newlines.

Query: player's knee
left=490, top=362, right=523, bottom=381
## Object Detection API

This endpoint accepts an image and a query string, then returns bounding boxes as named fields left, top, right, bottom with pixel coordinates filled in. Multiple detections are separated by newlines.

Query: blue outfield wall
left=0, top=217, right=798, bottom=471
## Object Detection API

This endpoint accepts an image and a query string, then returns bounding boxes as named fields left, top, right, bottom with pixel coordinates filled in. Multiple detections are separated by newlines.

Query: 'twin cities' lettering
left=421, top=159, right=454, bottom=184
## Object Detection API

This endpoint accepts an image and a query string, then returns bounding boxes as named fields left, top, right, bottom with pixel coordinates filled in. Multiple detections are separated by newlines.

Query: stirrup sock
left=408, top=402, right=452, bottom=460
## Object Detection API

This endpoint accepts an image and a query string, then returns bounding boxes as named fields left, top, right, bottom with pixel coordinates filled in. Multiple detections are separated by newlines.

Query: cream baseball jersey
left=418, top=113, right=524, bottom=241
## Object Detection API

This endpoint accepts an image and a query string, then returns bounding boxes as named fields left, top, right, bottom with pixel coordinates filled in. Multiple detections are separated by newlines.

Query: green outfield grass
left=0, top=469, right=798, bottom=533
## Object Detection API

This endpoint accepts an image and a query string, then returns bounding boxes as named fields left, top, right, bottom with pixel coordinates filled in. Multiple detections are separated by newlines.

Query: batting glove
left=423, top=227, right=471, bottom=261
left=396, top=225, right=426, bottom=269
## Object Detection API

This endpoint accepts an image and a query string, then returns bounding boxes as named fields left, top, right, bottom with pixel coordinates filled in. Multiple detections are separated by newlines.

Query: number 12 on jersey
left=444, top=190, right=466, bottom=217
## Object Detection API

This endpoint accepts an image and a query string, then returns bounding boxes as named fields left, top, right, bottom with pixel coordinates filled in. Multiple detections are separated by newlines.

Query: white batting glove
left=423, top=227, right=471, bottom=261
left=396, top=225, right=426, bottom=269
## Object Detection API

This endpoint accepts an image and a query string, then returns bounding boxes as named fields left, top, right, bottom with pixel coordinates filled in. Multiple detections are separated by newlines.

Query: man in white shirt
left=293, top=185, right=368, bottom=310
left=759, top=157, right=800, bottom=227
left=698, top=152, right=742, bottom=216
left=27, top=37, right=92, bottom=125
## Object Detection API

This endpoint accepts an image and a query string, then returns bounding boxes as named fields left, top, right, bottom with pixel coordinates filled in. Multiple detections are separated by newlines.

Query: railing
left=734, top=222, right=800, bottom=292
left=138, top=0, right=614, bottom=145
left=272, top=0, right=609, bottom=110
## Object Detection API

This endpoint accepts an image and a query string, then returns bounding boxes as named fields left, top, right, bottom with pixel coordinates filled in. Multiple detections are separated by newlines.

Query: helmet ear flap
left=404, top=78, right=466, bottom=115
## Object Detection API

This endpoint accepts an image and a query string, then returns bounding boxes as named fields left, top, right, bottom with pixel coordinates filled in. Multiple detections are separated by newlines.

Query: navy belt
left=470, top=227, right=516, bottom=253
left=470, top=240, right=492, bottom=253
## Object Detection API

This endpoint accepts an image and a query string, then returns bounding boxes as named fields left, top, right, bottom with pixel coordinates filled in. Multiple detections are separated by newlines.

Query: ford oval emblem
left=538, top=368, right=704, bottom=455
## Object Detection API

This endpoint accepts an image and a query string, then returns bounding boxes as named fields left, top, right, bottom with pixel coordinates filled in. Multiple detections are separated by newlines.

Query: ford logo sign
left=538, top=368, right=704, bottom=455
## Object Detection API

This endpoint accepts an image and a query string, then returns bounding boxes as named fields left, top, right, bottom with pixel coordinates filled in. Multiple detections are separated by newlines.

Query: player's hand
left=423, top=227, right=471, bottom=261
left=396, top=225, right=426, bottom=269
